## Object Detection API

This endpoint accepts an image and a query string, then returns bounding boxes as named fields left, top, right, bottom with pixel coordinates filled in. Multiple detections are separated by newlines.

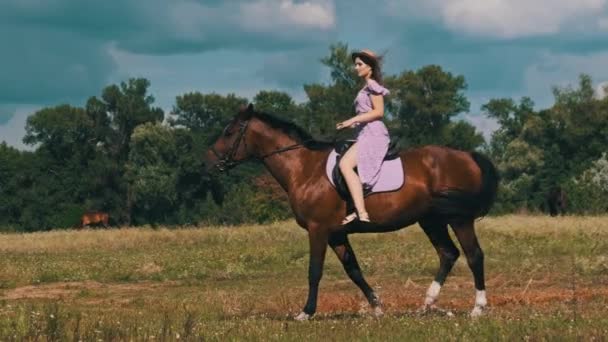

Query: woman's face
left=354, top=57, right=372, bottom=79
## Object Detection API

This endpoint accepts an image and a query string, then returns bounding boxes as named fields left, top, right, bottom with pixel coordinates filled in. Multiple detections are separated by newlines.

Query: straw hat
left=351, top=49, right=381, bottom=67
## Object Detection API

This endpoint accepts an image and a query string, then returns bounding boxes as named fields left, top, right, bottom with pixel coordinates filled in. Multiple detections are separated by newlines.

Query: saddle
left=333, top=138, right=401, bottom=161
left=329, top=137, right=404, bottom=205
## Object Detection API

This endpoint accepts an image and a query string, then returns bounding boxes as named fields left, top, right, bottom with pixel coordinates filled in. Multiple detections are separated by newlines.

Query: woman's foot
left=341, top=212, right=358, bottom=225
left=358, top=211, right=370, bottom=222
left=341, top=211, right=371, bottom=225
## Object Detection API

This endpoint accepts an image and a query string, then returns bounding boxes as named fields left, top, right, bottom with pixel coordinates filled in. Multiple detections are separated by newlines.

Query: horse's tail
left=470, top=152, right=499, bottom=216
left=430, top=151, right=499, bottom=220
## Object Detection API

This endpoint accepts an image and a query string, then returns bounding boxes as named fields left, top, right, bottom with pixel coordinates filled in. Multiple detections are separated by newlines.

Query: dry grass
left=0, top=215, right=607, bottom=340
left=1, top=214, right=606, bottom=253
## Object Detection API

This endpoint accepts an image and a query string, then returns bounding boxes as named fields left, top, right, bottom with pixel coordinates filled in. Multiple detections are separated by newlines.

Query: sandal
left=358, top=211, right=371, bottom=223
left=341, top=212, right=358, bottom=225
left=341, top=211, right=371, bottom=225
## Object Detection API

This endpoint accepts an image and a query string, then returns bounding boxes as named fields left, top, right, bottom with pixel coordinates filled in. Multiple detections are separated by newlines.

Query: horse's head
left=205, top=103, right=256, bottom=173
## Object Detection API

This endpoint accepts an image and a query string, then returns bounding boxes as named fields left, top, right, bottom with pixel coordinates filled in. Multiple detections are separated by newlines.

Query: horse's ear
left=238, top=103, right=254, bottom=120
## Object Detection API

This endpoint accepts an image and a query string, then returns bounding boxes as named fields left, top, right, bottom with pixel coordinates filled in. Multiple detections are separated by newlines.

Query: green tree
left=97, top=78, right=165, bottom=224
left=564, top=152, right=608, bottom=214
left=253, top=90, right=303, bottom=124
left=320, top=42, right=359, bottom=87
left=550, top=74, right=607, bottom=173
left=101, top=78, right=164, bottom=159
left=302, top=82, right=355, bottom=138
left=169, top=92, right=247, bottom=145
left=441, top=120, right=485, bottom=151
left=127, top=123, right=178, bottom=224
left=482, top=97, right=535, bottom=158
left=0, top=143, right=28, bottom=229
left=386, top=65, right=471, bottom=148
left=483, top=74, right=608, bottom=213
left=24, top=105, right=95, bottom=159
left=298, top=43, right=361, bottom=139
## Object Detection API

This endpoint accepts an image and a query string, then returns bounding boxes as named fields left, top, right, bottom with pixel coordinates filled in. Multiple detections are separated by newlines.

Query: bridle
left=210, top=119, right=312, bottom=172
left=210, top=120, right=251, bottom=172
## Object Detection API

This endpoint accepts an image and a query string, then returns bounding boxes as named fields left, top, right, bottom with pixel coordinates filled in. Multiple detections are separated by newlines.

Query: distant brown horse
left=81, top=212, right=109, bottom=229
left=206, top=104, right=499, bottom=320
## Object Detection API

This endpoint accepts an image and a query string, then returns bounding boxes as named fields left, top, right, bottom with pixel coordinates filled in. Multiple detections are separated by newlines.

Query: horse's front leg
left=295, top=225, right=328, bottom=321
left=329, top=231, right=383, bottom=317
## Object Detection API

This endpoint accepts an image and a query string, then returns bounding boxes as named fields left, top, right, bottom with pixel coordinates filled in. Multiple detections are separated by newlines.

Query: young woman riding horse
left=206, top=50, right=499, bottom=321
left=336, top=49, right=391, bottom=225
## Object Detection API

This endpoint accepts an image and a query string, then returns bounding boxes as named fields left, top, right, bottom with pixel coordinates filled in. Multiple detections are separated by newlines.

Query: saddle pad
left=325, top=149, right=405, bottom=194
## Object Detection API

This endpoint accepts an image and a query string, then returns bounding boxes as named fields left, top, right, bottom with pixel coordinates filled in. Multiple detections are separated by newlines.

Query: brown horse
left=206, top=104, right=499, bottom=320
left=80, top=212, right=109, bottom=229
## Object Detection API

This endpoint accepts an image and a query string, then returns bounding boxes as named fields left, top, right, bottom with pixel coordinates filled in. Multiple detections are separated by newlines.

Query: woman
left=336, top=49, right=391, bottom=225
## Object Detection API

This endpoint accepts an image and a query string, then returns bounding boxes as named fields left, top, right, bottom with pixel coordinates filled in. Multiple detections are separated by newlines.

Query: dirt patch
left=1, top=277, right=606, bottom=317
left=0, top=280, right=178, bottom=301
left=313, top=279, right=608, bottom=314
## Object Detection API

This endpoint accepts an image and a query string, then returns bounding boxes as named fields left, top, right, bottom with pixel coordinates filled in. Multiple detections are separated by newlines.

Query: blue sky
left=2, top=0, right=608, bottom=149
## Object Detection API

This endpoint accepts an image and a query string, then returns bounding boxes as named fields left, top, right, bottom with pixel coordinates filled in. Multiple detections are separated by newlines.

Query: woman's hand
left=336, top=118, right=358, bottom=130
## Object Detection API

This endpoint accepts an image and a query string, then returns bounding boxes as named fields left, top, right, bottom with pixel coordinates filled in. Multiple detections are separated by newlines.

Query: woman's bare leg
left=339, top=143, right=368, bottom=220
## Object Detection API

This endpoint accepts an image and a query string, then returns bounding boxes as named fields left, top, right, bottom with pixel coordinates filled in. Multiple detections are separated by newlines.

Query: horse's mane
left=253, top=111, right=334, bottom=151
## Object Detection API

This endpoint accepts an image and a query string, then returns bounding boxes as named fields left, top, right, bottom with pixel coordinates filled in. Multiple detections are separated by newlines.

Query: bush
left=564, top=153, right=608, bottom=214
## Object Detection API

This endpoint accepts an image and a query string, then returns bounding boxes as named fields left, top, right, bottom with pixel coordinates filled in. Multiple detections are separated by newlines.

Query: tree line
left=1, top=43, right=607, bottom=231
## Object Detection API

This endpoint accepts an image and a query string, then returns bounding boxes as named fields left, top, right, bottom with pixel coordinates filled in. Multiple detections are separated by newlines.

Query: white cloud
left=0, top=106, right=37, bottom=151
left=107, top=46, right=316, bottom=110
left=0, top=0, right=336, bottom=108
left=598, top=17, right=608, bottom=30
left=464, top=114, right=500, bottom=141
left=168, top=2, right=229, bottom=40
left=240, top=0, right=335, bottom=31
left=523, top=50, right=608, bottom=106
left=596, top=81, right=608, bottom=99
left=445, top=0, right=606, bottom=38
left=385, top=0, right=607, bottom=38
left=254, top=48, right=325, bottom=89
left=384, top=0, right=441, bottom=22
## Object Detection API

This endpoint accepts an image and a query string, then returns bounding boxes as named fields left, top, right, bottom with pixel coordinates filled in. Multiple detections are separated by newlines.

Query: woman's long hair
left=353, top=52, right=384, bottom=85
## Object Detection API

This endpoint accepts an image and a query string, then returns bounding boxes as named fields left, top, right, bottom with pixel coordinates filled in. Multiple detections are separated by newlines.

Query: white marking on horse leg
left=294, top=312, right=311, bottom=321
left=424, top=281, right=442, bottom=306
left=373, top=306, right=384, bottom=318
left=470, top=289, right=487, bottom=317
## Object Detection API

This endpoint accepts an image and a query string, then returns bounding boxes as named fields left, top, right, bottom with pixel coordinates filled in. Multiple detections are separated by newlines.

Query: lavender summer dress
left=353, top=79, right=390, bottom=190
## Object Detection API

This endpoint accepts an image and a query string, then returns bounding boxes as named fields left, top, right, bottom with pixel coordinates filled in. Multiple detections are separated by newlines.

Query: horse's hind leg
left=450, top=219, right=487, bottom=317
left=419, top=218, right=460, bottom=312
left=329, top=232, right=383, bottom=317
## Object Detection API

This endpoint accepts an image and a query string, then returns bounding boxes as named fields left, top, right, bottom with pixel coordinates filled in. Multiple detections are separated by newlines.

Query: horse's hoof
left=417, top=303, right=439, bottom=313
left=294, top=312, right=311, bottom=321
left=470, top=305, right=486, bottom=318
left=417, top=304, right=431, bottom=315
left=372, top=306, right=384, bottom=318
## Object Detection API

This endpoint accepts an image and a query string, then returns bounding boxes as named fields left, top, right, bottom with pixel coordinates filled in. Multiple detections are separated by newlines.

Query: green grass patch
left=0, top=215, right=606, bottom=340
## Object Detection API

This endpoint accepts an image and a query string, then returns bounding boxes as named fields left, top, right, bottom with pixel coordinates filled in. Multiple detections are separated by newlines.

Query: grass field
left=0, top=215, right=607, bottom=341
